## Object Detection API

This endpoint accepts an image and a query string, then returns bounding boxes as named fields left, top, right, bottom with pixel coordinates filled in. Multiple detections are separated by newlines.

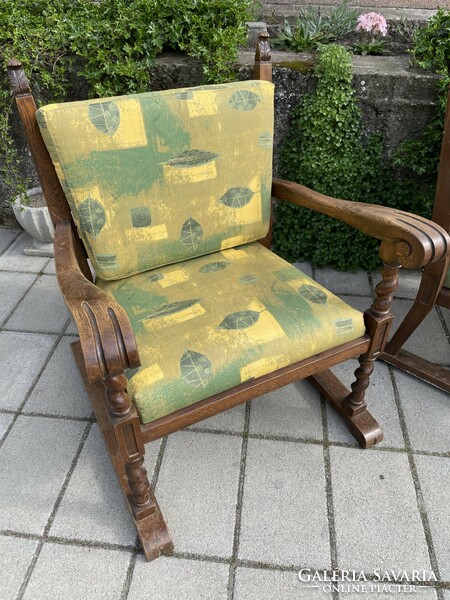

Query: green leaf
left=219, top=187, right=254, bottom=208
left=229, top=90, right=261, bottom=111
left=131, top=206, right=151, bottom=228
left=141, top=299, right=200, bottom=321
left=78, top=196, right=106, bottom=238
left=298, top=284, right=328, bottom=304
left=199, top=261, right=229, bottom=272
left=88, top=101, right=120, bottom=136
left=164, top=149, right=218, bottom=168
left=218, top=310, right=260, bottom=330
left=146, top=273, right=164, bottom=283
left=180, top=217, right=203, bottom=249
left=180, top=349, right=212, bottom=388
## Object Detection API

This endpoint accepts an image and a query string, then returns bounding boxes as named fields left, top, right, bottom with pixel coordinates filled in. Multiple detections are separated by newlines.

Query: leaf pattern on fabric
left=146, top=273, right=164, bottom=283
left=218, top=310, right=260, bottom=330
left=240, top=274, right=258, bottom=283
left=131, top=207, right=151, bottom=228
left=141, top=299, right=200, bottom=321
left=219, top=187, right=254, bottom=208
left=175, top=91, right=193, bottom=100
left=96, top=254, right=117, bottom=268
left=164, top=149, right=218, bottom=168
left=88, top=102, right=120, bottom=136
left=78, top=196, right=106, bottom=238
left=229, top=90, right=261, bottom=111
left=180, top=349, right=212, bottom=388
left=298, top=284, right=328, bottom=305
left=199, top=261, right=229, bottom=273
left=180, top=217, right=203, bottom=249
left=335, top=318, right=354, bottom=334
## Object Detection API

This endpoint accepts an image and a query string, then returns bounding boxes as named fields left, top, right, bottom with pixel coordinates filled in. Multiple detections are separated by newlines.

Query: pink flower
left=356, top=12, right=388, bottom=36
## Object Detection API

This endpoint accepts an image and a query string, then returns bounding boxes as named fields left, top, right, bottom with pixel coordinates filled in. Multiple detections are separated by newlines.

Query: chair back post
left=433, top=87, right=450, bottom=233
left=7, top=58, right=72, bottom=226
left=253, top=31, right=272, bottom=83
left=254, top=32, right=273, bottom=248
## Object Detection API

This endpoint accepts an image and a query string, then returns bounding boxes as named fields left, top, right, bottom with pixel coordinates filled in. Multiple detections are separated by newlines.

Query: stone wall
left=261, top=1, right=449, bottom=13
left=0, top=51, right=439, bottom=222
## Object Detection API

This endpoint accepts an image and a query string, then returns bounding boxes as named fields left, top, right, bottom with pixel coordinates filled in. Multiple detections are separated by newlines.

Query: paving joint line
left=436, top=305, right=450, bottom=344
left=15, top=421, right=93, bottom=600
left=389, top=365, right=444, bottom=599
left=321, top=397, right=339, bottom=597
left=0, top=229, right=21, bottom=257
left=0, top=329, right=68, bottom=451
left=227, top=401, right=251, bottom=600
left=0, top=272, right=41, bottom=329
left=121, top=549, right=139, bottom=600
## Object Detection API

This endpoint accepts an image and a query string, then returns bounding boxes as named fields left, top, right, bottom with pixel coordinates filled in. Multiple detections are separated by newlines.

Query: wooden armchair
left=7, top=35, right=449, bottom=561
left=381, top=89, right=450, bottom=392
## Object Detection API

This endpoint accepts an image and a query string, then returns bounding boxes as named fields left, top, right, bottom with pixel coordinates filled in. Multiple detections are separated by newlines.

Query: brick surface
left=239, top=438, right=330, bottom=567
left=331, top=446, right=431, bottom=572
left=0, top=332, right=56, bottom=410
left=22, top=543, right=130, bottom=600
left=156, top=431, right=242, bottom=557
left=128, top=556, right=229, bottom=600
left=0, top=416, right=86, bottom=534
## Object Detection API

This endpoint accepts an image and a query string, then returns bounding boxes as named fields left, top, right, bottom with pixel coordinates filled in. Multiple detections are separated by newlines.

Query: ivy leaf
left=164, top=149, right=218, bottom=168
left=218, top=310, right=260, bottom=330
left=180, top=349, right=212, bottom=388
left=78, top=196, right=106, bottom=238
left=219, top=187, right=254, bottom=208
left=199, top=261, right=229, bottom=272
left=229, top=90, right=261, bottom=111
left=141, top=299, right=200, bottom=320
left=88, top=102, right=120, bottom=136
left=298, top=284, right=328, bottom=304
left=180, top=217, right=203, bottom=249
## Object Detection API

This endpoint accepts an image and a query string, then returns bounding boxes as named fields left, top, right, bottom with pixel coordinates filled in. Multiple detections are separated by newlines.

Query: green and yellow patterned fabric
left=36, top=81, right=274, bottom=280
left=97, top=243, right=366, bottom=424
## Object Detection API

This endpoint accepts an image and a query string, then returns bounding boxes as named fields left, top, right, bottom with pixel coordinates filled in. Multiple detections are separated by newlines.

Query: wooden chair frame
left=381, top=90, right=450, bottom=392
left=7, top=34, right=450, bottom=560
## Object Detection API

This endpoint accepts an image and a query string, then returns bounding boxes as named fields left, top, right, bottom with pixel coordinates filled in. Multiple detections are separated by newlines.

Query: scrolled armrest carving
left=7, top=58, right=31, bottom=96
left=54, top=221, right=140, bottom=383
left=272, top=178, right=450, bottom=270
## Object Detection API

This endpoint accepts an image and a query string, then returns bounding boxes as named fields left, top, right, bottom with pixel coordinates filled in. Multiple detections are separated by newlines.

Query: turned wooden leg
left=72, top=342, right=173, bottom=561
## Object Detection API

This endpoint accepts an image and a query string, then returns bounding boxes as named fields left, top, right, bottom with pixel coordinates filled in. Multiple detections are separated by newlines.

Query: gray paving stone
left=234, top=567, right=332, bottom=599
left=43, top=259, right=56, bottom=274
left=22, top=542, right=130, bottom=600
left=0, top=332, right=56, bottom=410
left=0, top=272, right=35, bottom=325
left=0, top=535, right=38, bottom=600
left=249, top=381, right=323, bottom=440
left=393, top=269, right=422, bottom=300
left=0, top=413, right=14, bottom=442
left=239, top=438, right=330, bottom=567
left=0, top=227, right=20, bottom=254
left=24, top=336, right=91, bottom=418
left=395, top=371, right=450, bottom=453
left=156, top=430, right=241, bottom=557
left=189, top=403, right=245, bottom=433
left=443, top=590, right=450, bottom=599
left=51, top=424, right=161, bottom=546
left=389, top=300, right=449, bottom=365
left=0, top=416, right=86, bottom=534
left=0, top=232, right=49, bottom=272
left=315, top=267, right=372, bottom=297
left=415, top=455, right=450, bottom=581
left=294, top=261, right=313, bottom=278
left=343, top=586, right=437, bottom=599
left=128, top=555, right=229, bottom=600
left=327, top=360, right=404, bottom=449
left=330, top=446, right=431, bottom=573
left=5, top=274, right=69, bottom=333
left=65, top=317, right=78, bottom=335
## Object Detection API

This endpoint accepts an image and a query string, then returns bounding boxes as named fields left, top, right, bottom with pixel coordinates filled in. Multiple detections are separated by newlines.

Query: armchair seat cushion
left=97, top=244, right=366, bottom=424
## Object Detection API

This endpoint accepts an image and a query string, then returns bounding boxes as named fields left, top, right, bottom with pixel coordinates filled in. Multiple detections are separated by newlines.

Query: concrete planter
left=13, top=186, right=54, bottom=257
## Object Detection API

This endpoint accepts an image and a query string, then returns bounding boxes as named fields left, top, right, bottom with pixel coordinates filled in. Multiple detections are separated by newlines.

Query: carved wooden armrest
left=272, top=178, right=450, bottom=269
left=54, top=221, right=140, bottom=383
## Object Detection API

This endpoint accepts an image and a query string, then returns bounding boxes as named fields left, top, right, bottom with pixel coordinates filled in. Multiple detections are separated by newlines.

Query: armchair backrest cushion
left=36, top=81, right=274, bottom=280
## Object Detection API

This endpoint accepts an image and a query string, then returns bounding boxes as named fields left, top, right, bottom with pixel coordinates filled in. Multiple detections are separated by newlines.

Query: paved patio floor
left=1, top=226, right=450, bottom=600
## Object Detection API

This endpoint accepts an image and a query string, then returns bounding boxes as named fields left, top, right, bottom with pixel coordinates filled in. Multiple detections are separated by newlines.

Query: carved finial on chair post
left=7, top=58, right=31, bottom=97
left=254, top=31, right=272, bottom=82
